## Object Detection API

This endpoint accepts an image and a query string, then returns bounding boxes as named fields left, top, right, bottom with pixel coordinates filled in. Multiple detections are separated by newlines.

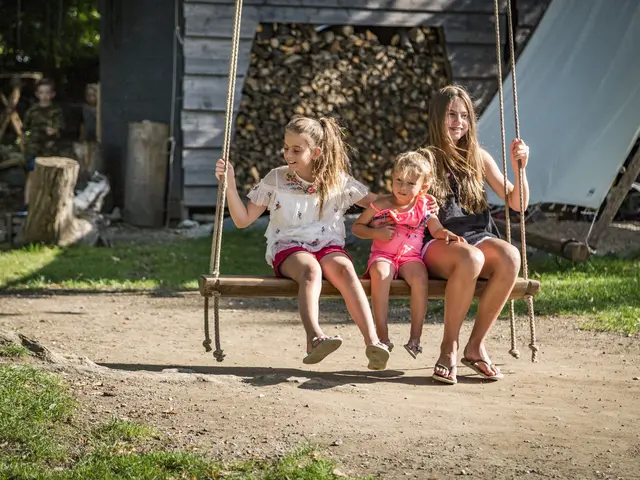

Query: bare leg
left=463, top=238, right=521, bottom=377
left=278, top=252, right=326, bottom=353
left=368, top=260, right=395, bottom=346
left=320, top=252, right=380, bottom=345
left=423, top=240, right=484, bottom=380
left=397, top=261, right=428, bottom=348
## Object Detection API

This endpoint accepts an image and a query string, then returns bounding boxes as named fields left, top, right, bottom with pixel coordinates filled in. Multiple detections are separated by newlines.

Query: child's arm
left=352, top=204, right=395, bottom=242
left=215, top=159, right=266, bottom=228
left=426, top=216, right=464, bottom=244
left=482, top=142, right=530, bottom=212
left=355, top=192, right=377, bottom=208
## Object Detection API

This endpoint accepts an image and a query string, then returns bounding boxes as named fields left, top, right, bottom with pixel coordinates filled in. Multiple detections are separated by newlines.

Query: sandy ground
left=1, top=292, right=639, bottom=480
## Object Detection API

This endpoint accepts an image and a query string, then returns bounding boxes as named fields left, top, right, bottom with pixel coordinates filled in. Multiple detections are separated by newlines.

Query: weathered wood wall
left=181, top=0, right=551, bottom=213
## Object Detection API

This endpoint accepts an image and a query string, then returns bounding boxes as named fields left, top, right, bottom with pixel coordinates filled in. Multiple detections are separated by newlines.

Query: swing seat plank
left=199, top=275, right=540, bottom=300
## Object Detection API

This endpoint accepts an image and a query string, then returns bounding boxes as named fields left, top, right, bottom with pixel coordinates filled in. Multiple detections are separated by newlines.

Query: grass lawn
left=0, top=228, right=638, bottom=334
left=0, top=356, right=371, bottom=479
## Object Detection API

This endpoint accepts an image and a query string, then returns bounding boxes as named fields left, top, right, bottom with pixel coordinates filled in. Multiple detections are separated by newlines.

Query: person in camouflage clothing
left=22, top=78, right=64, bottom=209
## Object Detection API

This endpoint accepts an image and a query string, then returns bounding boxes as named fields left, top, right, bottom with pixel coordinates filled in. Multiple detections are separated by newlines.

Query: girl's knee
left=404, top=265, right=428, bottom=287
left=370, top=262, right=394, bottom=281
left=298, top=263, right=323, bottom=284
left=456, top=246, right=484, bottom=277
left=334, top=261, right=357, bottom=281
left=502, top=243, right=522, bottom=274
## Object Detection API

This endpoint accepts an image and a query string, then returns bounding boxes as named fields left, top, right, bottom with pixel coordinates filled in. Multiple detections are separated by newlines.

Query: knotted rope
left=203, top=0, right=244, bottom=362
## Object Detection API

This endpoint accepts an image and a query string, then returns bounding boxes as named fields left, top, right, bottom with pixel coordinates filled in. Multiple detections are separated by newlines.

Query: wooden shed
left=99, top=0, right=550, bottom=220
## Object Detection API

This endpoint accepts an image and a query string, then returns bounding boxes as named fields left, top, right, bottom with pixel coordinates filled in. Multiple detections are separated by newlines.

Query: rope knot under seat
left=509, top=348, right=521, bottom=359
left=213, top=349, right=226, bottom=362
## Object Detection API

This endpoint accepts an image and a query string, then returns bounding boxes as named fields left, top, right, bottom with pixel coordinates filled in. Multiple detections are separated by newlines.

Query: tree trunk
left=17, top=157, right=99, bottom=246
left=124, top=121, right=169, bottom=227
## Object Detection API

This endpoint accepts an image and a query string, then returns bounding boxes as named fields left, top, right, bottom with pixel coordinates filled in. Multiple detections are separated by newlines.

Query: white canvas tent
left=478, top=0, right=640, bottom=210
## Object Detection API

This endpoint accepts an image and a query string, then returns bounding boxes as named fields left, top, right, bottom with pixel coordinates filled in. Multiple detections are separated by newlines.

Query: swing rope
left=494, top=0, right=539, bottom=362
left=203, top=0, right=244, bottom=362
left=492, top=0, right=519, bottom=360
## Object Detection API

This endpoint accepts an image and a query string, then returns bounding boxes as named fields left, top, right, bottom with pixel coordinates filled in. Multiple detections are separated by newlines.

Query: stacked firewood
left=231, top=24, right=450, bottom=193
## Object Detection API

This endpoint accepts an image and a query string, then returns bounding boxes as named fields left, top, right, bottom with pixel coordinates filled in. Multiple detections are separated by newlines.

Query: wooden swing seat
left=199, top=275, right=540, bottom=300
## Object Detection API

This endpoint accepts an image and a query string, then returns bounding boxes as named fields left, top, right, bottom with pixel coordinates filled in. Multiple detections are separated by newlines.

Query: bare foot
left=432, top=350, right=457, bottom=384
left=463, top=344, right=502, bottom=378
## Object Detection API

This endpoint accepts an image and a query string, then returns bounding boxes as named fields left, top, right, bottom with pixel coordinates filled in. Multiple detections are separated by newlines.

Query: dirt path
left=1, top=292, right=639, bottom=479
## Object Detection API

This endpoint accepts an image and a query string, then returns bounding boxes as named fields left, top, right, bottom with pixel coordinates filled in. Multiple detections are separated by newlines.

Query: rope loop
left=203, top=296, right=212, bottom=352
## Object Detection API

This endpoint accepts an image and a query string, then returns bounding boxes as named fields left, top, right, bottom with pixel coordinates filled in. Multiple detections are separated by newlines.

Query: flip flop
left=432, top=363, right=457, bottom=385
left=381, top=339, right=394, bottom=352
left=461, top=357, right=504, bottom=381
left=403, top=342, right=423, bottom=359
left=366, top=343, right=390, bottom=371
left=303, top=336, right=342, bottom=364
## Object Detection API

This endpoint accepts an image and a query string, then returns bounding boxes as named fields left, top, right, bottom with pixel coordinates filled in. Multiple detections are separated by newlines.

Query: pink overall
left=365, top=194, right=439, bottom=278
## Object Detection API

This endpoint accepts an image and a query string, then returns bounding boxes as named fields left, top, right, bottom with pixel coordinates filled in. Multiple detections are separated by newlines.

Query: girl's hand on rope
left=510, top=139, right=530, bottom=169
left=215, top=158, right=236, bottom=182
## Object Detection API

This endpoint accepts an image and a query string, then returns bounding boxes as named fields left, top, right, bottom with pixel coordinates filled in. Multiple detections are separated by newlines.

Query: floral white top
left=247, top=166, right=369, bottom=266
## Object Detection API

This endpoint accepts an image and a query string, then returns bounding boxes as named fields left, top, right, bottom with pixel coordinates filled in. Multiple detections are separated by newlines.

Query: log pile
left=230, top=24, right=450, bottom=193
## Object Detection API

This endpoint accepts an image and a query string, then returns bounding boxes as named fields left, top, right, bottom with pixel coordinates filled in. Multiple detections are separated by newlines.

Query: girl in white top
left=216, top=115, right=390, bottom=370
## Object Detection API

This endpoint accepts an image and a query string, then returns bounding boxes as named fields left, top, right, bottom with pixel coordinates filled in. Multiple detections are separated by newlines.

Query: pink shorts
left=272, top=245, right=351, bottom=277
left=364, top=253, right=424, bottom=279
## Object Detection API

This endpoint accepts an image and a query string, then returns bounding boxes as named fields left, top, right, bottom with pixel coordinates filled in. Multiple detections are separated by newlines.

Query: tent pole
left=588, top=143, right=640, bottom=249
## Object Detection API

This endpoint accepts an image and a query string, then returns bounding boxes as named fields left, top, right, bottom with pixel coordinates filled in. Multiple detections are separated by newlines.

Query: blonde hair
left=428, top=85, right=487, bottom=213
left=284, top=115, right=352, bottom=214
left=393, top=149, right=435, bottom=186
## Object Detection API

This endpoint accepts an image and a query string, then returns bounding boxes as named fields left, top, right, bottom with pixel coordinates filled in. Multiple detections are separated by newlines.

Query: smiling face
left=35, top=84, right=55, bottom=106
left=446, top=97, right=469, bottom=144
left=283, top=132, right=320, bottom=181
left=392, top=170, right=426, bottom=206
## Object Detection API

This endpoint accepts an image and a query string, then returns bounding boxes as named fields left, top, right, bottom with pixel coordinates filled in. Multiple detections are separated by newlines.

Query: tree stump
left=17, top=157, right=99, bottom=246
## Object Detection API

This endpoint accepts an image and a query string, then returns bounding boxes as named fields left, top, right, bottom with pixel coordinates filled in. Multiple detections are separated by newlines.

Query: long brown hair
left=284, top=115, right=352, bottom=213
left=428, top=85, right=487, bottom=213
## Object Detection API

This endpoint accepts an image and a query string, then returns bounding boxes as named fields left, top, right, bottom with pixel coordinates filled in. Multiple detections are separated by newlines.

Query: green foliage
left=0, top=365, right=368, bottom=479
left=0, top=343, right=29, bottom=357
left=0, top=0, right=99, bottom=69
left=0, top=365, right=75, bottom=462
left=92, top=418, right=157, bottom=444
left=0, top=228, right=271, bottom=292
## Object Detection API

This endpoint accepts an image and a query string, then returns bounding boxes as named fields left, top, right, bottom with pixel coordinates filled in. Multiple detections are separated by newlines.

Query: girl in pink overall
left=352, top=150, right=463, bottom=359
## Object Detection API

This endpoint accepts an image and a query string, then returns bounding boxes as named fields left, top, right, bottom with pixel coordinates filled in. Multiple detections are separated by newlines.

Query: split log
left=494, top=218, right=591, bottom=263
left=17, top=157, right=101, bottom=247
left=73, top=173, right=110, bottom=214
left=229, top=24, right=450, bottom=194
left=124, top=121, right=169, bottom=227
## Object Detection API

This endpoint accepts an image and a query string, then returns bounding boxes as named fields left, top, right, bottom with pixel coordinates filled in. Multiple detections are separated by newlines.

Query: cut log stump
left=17, top=157, right=100, bottom=247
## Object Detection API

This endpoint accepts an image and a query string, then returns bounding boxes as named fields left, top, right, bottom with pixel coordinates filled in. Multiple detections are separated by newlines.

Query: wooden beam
left=494, top=218, right=591, bottom=263
left=199, top=275, right=541, bottom=299
left=588, top=144, right=640, bottom=249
